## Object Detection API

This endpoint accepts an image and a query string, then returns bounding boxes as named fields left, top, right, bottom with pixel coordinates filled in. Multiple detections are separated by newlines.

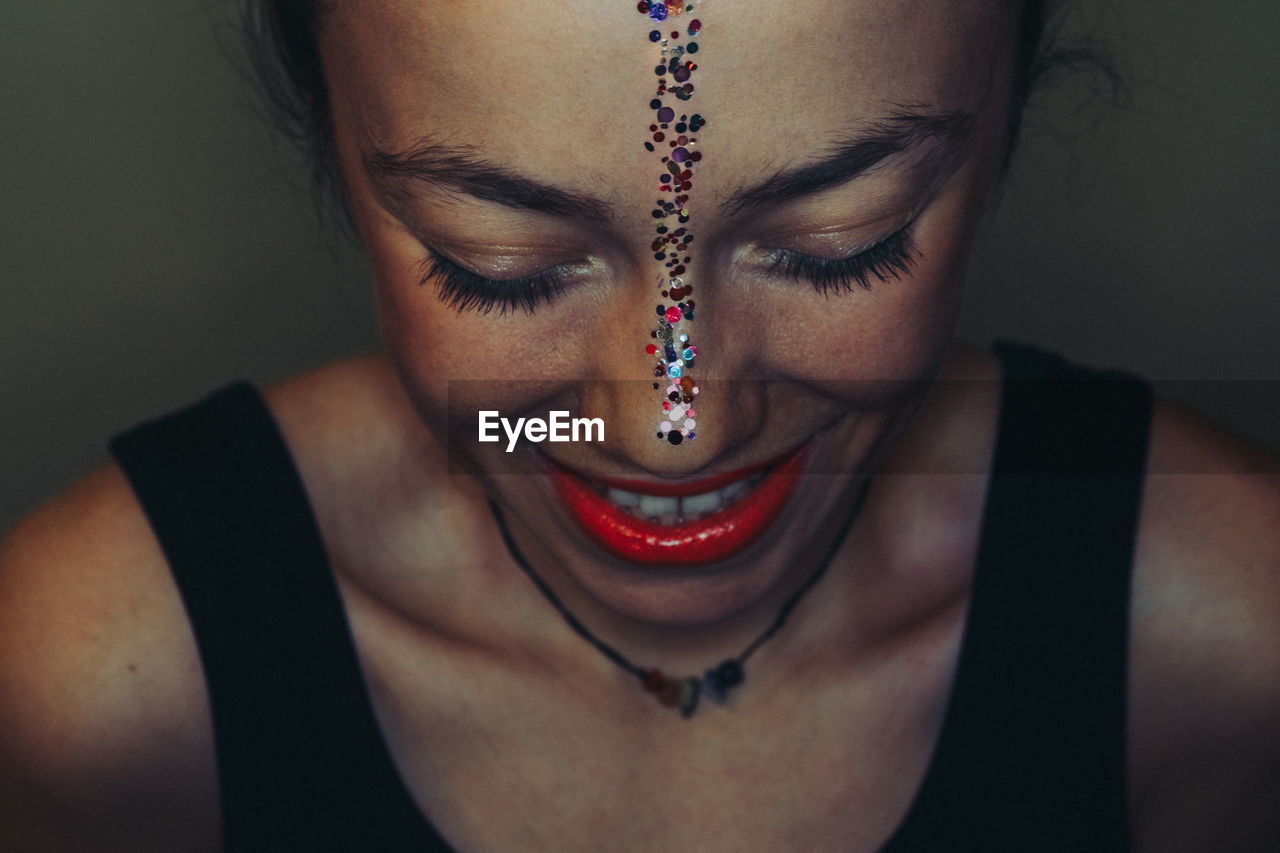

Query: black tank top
left=110, top=343, right=1152, bottom=852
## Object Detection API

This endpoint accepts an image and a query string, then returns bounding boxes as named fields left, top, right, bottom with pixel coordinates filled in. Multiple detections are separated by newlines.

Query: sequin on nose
left=634, top=0, right=706, bottom=445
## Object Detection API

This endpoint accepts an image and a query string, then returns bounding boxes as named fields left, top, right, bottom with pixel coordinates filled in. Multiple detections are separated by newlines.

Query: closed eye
left=766, top=223, right=919, bottom=295
left=417, top=248, right=568, bottom=316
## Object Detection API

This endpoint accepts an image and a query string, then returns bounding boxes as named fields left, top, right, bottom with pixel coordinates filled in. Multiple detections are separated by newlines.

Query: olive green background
left=3, top=1, right=1278, bottom=530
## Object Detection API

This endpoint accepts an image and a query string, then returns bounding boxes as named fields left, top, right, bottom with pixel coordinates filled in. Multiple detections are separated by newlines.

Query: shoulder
left=260, top=354, right=496, bottom=588
left=261, top=352, right=447, bottom=513
left=927, top=344, right=1280, bottom=849
left=0, top=355, right=431, bottom=850
left=0, top=354, right=456, bottom=850
left=1129, top=399, right=1280, bottom=851
left=0, top=464, right=220, bottom=850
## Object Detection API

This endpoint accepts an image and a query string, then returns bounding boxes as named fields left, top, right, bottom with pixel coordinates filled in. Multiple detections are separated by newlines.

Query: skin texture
left=1, top=1, right=1278, bottom=850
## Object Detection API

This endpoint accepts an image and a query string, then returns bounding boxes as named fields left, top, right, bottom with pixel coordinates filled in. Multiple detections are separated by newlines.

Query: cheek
left=366, top=227, right=595, bottom=438
left=754, top=232, right=967, bottom=387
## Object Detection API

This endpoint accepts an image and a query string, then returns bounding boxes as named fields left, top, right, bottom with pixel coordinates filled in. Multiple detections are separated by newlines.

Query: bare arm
left=1129, top=401, right=1280, bottom=852
left=0, top=465, right=221, bottom=852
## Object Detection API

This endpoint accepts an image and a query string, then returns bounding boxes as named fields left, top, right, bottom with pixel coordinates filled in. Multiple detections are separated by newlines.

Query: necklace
left=487, top=477, right=872, bottom=718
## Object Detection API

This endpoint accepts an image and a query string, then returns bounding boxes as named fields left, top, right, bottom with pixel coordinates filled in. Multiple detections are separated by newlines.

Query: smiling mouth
left=546, top=444, right=812, bottom=566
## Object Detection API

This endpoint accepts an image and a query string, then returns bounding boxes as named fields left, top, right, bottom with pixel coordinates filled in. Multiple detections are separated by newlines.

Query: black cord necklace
left=487, top=477, right=872, bottom=718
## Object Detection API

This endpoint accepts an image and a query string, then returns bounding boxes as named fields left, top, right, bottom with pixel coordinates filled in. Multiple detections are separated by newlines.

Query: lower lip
left=548, top=446, right=811, bottom=566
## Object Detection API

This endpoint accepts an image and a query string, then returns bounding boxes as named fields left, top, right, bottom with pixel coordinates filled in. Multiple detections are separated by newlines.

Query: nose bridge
left=579, top=268, right=767, bottom=472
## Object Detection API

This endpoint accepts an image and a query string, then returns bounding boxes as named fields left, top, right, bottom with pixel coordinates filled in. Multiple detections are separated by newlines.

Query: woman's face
left=320, top=0, right=1016, bottom=626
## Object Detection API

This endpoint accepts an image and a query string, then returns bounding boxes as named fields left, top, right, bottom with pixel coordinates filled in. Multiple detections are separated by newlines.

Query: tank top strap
left=884, top=342, right=1151, bottom=851
left=110, top=384, right=447, bottom=852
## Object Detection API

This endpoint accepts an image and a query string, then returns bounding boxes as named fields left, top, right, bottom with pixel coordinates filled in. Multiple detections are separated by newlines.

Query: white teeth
left=680, top=491, right=722, bottom=515
left=639, top=495, right=680, bottom=518
left=603, top=475, right=763, bottom=525
left=607, top=487, right=641, bottom=507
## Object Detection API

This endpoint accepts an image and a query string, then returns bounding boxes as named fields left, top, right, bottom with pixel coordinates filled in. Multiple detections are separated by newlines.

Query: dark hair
left=242, top=1, right=1100, bottom=225
left=242, top=0, right=341, bottom=220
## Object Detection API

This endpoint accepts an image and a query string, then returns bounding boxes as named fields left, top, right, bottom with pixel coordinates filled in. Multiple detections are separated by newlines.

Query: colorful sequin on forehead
left=637, top=1, right=704, bottom=446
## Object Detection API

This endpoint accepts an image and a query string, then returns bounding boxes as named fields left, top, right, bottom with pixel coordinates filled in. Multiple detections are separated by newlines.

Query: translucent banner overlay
left=445, top=379, right=1280, bottom=476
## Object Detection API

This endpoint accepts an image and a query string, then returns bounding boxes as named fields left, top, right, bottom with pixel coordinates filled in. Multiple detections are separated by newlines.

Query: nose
left=577, top=269, right=767, bottom=477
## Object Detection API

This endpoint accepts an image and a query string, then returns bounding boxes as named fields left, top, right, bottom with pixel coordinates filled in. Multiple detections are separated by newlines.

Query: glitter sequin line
left=637, top=0, right=703, bottom=447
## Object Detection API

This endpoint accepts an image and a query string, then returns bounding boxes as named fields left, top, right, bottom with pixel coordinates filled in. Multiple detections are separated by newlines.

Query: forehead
left=321, top=0, right=1014, bottom=192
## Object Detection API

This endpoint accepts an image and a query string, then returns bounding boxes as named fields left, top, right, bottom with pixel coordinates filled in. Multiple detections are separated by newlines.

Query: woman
left=1, top=0, right=1277, bottom=850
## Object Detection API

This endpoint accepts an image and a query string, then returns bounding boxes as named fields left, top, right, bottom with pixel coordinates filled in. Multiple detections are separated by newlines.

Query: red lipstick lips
left=548, top=445, right=810, bottom=566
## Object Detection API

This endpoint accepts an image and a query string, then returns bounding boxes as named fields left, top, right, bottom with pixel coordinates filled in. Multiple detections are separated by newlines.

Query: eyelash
left=420, top=224, right=919, bottom=315
left=418, top=249, right=566, bottom=316
left=767, top=224, right=919, bottom=296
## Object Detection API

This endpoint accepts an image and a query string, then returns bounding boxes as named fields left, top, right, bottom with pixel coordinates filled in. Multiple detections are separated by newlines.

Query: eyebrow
left=362, top=108, right=974, bottom=224
left=719, top=109, right=976, bottom=217
left=363, top=141, right=615, bottom=222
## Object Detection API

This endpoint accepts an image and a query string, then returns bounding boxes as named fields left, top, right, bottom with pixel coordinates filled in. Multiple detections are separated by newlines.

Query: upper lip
left=542, top=445, right=804, bottom=497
